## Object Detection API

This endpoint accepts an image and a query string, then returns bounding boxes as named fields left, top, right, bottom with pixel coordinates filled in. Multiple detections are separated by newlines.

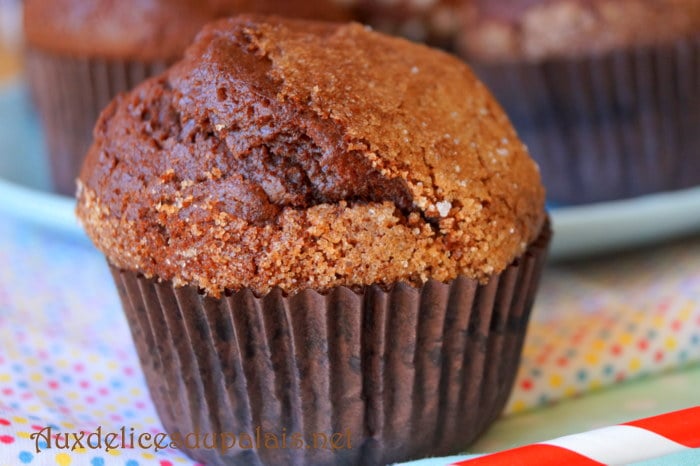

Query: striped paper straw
left=452, top=406, right=700, bottom=465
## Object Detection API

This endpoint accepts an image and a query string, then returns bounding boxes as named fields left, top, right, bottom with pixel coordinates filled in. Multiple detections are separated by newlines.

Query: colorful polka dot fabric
left=1, top=215, right=699, bottom=466
left=507, top=240, right=700, bottom=414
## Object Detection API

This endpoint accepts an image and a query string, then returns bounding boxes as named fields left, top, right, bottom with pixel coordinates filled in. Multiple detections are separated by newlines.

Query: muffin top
left=23, top=0, right=349, bottom=61
left=459, top=0, right=700, bottom=62
left=77, top=15, right=545, bottom=297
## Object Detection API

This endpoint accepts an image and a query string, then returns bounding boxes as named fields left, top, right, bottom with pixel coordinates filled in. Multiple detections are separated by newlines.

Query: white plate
left=2, top=79, right=700, bottom=259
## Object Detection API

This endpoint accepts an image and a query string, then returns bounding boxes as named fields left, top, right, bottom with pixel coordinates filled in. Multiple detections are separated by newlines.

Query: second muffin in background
left=458, top=0, right=700, bottom=204
left=78, top=15, right=550, bottom=466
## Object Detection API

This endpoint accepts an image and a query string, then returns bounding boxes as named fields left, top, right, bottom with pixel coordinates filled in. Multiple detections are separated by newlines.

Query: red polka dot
left=31, top=425, right=44, bottom=431
left=610, top=344, right=622, bottom=356
left=98, top=387, right=109, bottom=396
left=520, top=379, right=533, bottom=391
left=654, top=351, right=664, bottom=362
left=615, top=372, right=626, bottom=383
left=86, top=396, right=96, bottom=404
left=0, top=418, right=10, bottom=426
left=556, top=357, right=568, bottom=367
left=638, top=339, right=649, bottom=351
left=79, top=380, right=90, bottom=389
left=0, top=435, right=14, bottom=444
left=124, top=367, right=135, bottom=376
left=48, top=380, right=59, bottom=389
left=74, top=363, right=85, bottom=372
left=20, top=392, right=32, bottom=400
left=671, top=320, right=682, bottom=332
left=160, top=461, right=173, bottom=466
left=1, top=388, right=12, bottom=396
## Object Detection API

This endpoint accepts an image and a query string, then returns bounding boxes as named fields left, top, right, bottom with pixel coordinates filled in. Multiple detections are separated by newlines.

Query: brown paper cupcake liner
left=25, top=48, right=169, bottom=196
left=472, top=36, right=700, bottom=205
left=109, top=222, right=551, bottom=466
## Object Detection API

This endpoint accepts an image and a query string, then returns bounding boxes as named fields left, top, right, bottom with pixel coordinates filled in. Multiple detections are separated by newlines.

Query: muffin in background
left=77, top=15, right=550, bottom=466
left=23, top=0, right=350, bottom=196
left=457, top=0, right=700, bottom=204
left=345, top=0, right=466, bottom=49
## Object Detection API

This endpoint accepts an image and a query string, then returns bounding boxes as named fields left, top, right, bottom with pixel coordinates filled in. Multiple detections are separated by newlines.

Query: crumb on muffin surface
left=77, top=15, right=545, bottom=297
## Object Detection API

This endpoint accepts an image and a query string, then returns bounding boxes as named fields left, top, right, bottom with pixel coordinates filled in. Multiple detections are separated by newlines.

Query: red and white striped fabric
left=452, top=406, right=700, bottom=465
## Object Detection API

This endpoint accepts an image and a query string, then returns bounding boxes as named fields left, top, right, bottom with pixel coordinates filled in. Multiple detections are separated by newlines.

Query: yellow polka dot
left=12, top=416, right=27, bottom=424
left=88, top=354, right=99, bottom=363
left=679, top=304, right=692, bottom=321
left=141, top=452, right=156, bottom=460
left=67, top=392, right=79, bottom=400
left=17, top=431, right=31, bottom=439
left=29, top=372, right=43, bottom=382
left=56, top=359, right=69, bottom=369
left=549, top=374, right=563, bottom=388
left=73, top=447, right=87, bottom=454
left=94, top=373, right=105, bottom=382
left=62, top=422, right=74, bottom=430
left=35, top=389, right=48, bottom=398
left=27, top=404, right=41, bottom=412
left=665, top=337, right=677, bottom=350
left=653, top=315, right=665, bottom=327
left=629, top=358, right=642, bottom=371
left=510, top=400, right=527, bottom=414
left=55, top=452, right=72, bottom=466
left=130, top=387, right=142, bottom=397
left=107, top=360, right=118, bottom=369
left=117, top=396, right=129, bottom=404
left=107, top=449, right=121, bottom=456
left=620, top=333, right=634, bottom=345
left=592, top=339, right=606, bottom=351
left=589, top=379, right=602, bottom=390
left=144, top=417, right=156, bottom=424
left=585, top=353, right=599, bottom=365
left=0, top=373, right=10, bottom=383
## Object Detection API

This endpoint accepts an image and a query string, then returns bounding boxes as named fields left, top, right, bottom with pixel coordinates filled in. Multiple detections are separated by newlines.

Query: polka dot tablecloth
left=1, top=215, right=699, bottom=466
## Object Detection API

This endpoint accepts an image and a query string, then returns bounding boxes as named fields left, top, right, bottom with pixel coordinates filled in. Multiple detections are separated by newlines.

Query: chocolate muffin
left=457, top=0, right=700, bottom=204
left=23, top=0, right=349, bottom=195
left=77, top=15, right=550, bottom=466
left=346, top=0, right=466, bottom=49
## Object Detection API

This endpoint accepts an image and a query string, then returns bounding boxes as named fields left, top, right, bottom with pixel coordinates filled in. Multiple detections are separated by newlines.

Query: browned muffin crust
left=77, top=16, right=545, bottom=297
left=459, top=0, right=700, bottom=62
left=23, top=0, right=350, bottom=61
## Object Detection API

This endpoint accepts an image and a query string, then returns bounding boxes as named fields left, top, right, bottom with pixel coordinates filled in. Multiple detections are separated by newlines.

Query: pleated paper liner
left=471, top=36, right=700, bottom=205
left=25, top=48, right=169, bottom=196
left=109, top=222, right=551, bottom=466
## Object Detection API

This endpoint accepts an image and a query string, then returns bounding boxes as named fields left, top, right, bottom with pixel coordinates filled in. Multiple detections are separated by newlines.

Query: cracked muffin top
left=77, top=15, right=546, bottom=297
left=23, top=0, right=349, bottom=61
